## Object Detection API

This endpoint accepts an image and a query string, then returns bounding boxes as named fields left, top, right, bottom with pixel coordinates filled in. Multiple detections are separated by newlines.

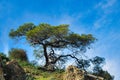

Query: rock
left=64, top=65, right=84, bottom=80
left=85, top=74, right=104, bottom=80
left=4, top=60, right=26, bottom=80
left=0, top=56, right=5, bottom=80
left=64, top=65, right=104, bottom=80
left=0, top=68, right=5, bottom=80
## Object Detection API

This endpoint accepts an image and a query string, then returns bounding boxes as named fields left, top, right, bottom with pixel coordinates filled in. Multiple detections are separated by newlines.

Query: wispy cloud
left=93, top=15, right=107, bottom=29
left=92, top=32, right=120, bottom=80
left=57, top=14, right=81, bottom=25
left=97, top=0, right=116, bottom=8
left=93, top=0, right=117, bottom=29
left=95, top=0, right=116, bottom=13
left=103, top=59, right=120, bottom=80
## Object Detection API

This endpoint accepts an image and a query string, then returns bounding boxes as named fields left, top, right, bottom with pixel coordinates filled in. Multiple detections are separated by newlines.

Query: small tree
left=9, top=23, right=95, bottom=70
left=91, top=56, right=105, bottom=74
left=9, top=48, right=28, bottom=62
left=76, top=59, right=90, bottom=71
left=90, top=56, right=114, bottom=80
left=100, top=70, right=114, bottom=80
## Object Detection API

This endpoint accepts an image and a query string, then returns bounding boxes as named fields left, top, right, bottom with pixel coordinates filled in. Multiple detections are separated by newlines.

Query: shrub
left=0, top=52, right=9, bottom=63
left=9, top=48, right=28, bottom=62
left=25, top=74, right=35, bottom=80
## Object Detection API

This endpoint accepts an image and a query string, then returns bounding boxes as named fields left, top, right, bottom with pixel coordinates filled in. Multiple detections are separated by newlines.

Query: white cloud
left=93, top=16, right=107, bottom=29
left=93, top=0, right=117, bottom=29
left=91, top=39, right=119, bottom=80
left=3, top=44, right=8, bottom=55
left=95, top=0, right=116, bottom=11
left=98, top=0, right=116, bottom=9
left=103, top=59, right=120, bottom=80
left=57, top=14, right=81, bottom=25
left=103, top=60, right=114, bottom=72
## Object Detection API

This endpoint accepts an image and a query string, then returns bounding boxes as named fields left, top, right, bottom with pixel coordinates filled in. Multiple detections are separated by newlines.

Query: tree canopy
left=9, top=23, right=95, bottom=70
left=9, top=48, right=28, bottom=62
left=91, top=56, right=114, bottom=80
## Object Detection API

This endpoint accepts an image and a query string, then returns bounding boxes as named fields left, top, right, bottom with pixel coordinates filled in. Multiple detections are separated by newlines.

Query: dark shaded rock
left=4, top=60, right=26, bottom=80
left=0, top=56, right=5, bottom=80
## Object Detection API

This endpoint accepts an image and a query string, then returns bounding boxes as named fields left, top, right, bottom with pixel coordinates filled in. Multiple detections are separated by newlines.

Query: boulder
left=4, top=60, right=26, bottom=80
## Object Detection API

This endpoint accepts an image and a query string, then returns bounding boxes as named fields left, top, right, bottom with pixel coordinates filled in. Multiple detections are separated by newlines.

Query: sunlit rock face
left=64, top=65, right=104, bottom=80
left=64, top=65, right=84, bottom=80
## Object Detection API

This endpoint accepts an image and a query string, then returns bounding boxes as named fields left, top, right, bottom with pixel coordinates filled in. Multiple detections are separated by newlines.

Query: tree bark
left=43, top=45, right=49, bottom=67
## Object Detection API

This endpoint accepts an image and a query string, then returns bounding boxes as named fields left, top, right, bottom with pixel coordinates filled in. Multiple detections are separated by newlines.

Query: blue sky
left=0, top=0, right=120, bottom=79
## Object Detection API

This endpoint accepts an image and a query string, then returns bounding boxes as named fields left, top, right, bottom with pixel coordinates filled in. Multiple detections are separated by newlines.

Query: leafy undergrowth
left=18, top=61, right=64, bottom=80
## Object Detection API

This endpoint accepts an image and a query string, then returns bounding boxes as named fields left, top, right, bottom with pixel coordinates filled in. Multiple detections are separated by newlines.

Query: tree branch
left=51, top=54, right=79, bottom=64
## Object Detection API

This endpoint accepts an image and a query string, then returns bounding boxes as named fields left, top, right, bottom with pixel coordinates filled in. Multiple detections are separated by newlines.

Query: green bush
left=9, top=48, right=28, bottom=62
left=25, top=74, right=35, bottom=80
left=0, top=53, right=9, bottom=64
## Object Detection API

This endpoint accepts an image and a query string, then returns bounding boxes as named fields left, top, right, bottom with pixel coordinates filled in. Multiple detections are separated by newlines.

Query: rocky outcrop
left=0, top=56, right=5, bottom=80
left=0, top=56, right=26, bottom=80
left=0, top=68, right=5, bottom=80
left=64, top=65, right=104, bottom=80
left=4, top=60, right=26, bottom=80
left=64, top=65, right=84, bottom=80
